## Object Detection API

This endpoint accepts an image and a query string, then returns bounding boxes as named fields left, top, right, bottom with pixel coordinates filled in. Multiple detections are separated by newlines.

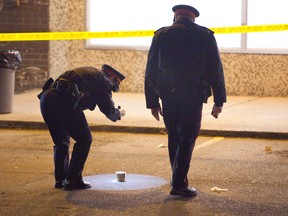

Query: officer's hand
left=151, top=107, right=163, bottom=121
left=106, top=107, right=125, bottom=122
left=119, top=109, right=125, bottom=117
left=211, top=104, right=222, bottom=119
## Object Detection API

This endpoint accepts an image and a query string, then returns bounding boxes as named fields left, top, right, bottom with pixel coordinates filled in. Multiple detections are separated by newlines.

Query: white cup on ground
left=116, top=171, right=126, bottom=182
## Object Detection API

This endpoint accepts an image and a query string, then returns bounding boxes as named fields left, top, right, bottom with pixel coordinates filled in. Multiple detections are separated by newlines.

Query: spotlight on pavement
left=84, top=174, right=167, bottom=191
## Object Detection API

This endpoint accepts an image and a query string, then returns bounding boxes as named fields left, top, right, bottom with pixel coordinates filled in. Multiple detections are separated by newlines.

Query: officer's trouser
left=162, top=90, right=202, bottom=189
left=40, top=88, right=92, bottom=182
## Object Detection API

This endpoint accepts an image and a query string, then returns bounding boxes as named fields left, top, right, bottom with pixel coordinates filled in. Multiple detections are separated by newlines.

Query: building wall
left=1, top=0, right=287, bottom=96
left=222, top=53, right=288, bottom=96
left=49, top=0, right=288, bottom=97
left=0, top=0, right=49, bottom=93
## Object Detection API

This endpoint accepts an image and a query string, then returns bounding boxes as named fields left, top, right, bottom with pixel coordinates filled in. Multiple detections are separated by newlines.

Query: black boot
left=63, top=180, right=91, bottom=191
left=55, top=180, right=65, bottom=189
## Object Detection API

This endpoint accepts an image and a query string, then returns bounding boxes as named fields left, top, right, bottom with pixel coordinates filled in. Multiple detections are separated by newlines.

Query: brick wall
left=0, top=0, right=49, bottom=93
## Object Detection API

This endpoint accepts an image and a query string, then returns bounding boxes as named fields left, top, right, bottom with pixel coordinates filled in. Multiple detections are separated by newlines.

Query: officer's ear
left=107, top=74, right=120, bottom=85
left=111, top=78, right=120, bottom=92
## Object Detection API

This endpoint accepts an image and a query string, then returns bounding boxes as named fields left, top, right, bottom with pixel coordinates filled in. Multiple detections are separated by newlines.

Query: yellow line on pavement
left=194, top=137, right=224, bottom=151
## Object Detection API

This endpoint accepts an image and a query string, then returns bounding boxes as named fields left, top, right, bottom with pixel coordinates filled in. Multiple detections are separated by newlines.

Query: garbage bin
left=0, top=50, right=22, bottom=114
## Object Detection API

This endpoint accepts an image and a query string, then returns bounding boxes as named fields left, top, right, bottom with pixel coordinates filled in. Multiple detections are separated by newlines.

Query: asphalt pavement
left=0, top=89, right=288, bottom=139
left=0, top=130, right=287, bottom=216
left=1, top=91, right=287, bottom=216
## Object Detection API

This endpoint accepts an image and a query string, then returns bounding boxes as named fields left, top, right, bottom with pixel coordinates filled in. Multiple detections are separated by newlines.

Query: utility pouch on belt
left=53, top=78, right=84, bottom=109
left=37, top=77, right=54, bottom=99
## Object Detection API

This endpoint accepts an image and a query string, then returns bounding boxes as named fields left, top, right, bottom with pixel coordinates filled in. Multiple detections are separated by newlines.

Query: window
left=247, top=0, right=288, bottom=50
left=87, top=0, right=173, bottom=50
left=86, top=0, right=288, bottom=54
left=194, top=0, right=242, bottom=49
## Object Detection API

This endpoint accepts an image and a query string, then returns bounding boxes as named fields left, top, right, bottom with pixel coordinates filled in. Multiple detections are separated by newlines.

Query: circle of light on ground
left=84, top=174, right=167, bottom=191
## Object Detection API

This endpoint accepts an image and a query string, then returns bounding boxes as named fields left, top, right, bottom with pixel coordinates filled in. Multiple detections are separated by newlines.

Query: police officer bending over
left=145, top=5, right=226, bottom=197
left=39, top=64, right=125, bottom=190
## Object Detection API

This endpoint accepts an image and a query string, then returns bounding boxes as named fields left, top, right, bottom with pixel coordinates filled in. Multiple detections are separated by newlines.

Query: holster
left=52, top=78, right=84, bottom=109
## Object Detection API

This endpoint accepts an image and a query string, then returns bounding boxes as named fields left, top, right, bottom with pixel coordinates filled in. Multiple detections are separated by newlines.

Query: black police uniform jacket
left=59, top=66, right=117, bottom=116
left=145, top=18, right=226, bottom=108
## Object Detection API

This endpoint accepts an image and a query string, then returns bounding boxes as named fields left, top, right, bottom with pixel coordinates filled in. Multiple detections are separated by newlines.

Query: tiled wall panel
left=48, top=0, right=287, bottom=97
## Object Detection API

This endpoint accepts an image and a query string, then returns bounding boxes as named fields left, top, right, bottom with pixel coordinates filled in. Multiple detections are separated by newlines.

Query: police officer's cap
left=172, top=4, right=200, bottom=18
left=102, top=64, right=125, bottom=81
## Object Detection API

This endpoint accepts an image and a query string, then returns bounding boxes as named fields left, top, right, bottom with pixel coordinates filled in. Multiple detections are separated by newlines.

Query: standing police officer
left=39, top=64, right=125, bottom=190
left=145, top=5, right=226, bottom=197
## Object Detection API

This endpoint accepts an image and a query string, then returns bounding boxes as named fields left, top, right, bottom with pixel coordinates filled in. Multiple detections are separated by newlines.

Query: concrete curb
left=1, top=120, right=288, bottom=140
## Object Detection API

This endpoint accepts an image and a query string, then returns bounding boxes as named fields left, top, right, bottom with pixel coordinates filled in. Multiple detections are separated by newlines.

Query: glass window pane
left=87, top=0, right=241, bottom=49
left=247, top=0, right=288, bottom=49
left=216, top=34, right=242, bottom=49
left=195, top=0, right=241, bottom=27
left=195, top=0, right=242, bottom=48
left=88, top=0, right=175, bottom=49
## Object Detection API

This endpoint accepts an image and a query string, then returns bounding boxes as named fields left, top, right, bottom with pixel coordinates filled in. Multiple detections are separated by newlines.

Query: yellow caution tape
left=211, top=24, right=288, bottom=34
left=0, top=31, right=155, bottom=41
left=0, top=24, right=287, bottom=41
